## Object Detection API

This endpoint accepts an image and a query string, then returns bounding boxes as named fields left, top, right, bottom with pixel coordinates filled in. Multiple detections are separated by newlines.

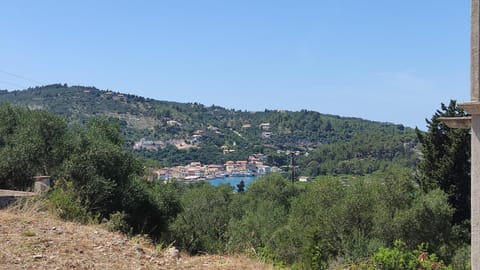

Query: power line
left=0, top=69, right=43, bottom=85
left=0, top=79, right=27, bottom=89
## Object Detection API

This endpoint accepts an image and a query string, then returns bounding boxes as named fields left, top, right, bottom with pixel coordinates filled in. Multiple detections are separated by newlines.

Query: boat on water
left=183, top=175, right=205, bottom=182
left=231, top=171, right=255, bottom=177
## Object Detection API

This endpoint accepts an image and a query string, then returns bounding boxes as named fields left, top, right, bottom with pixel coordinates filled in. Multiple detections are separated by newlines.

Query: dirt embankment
left=0, top=203, right=275, bottom=270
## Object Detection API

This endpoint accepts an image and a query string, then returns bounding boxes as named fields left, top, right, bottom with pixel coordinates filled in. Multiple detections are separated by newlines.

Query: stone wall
left=0, top=196, right=16, bottom=208
left=0, top=190, right=37, bottom=209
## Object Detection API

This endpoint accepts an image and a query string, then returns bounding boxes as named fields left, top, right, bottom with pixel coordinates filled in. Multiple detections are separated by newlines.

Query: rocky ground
left=0, top=202, right=275, bottom=270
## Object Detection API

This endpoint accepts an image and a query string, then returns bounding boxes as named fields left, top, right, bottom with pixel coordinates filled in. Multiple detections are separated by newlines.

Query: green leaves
left=392, top=189, right=454, bottom=252
left=236, top=180, right=245, bottom=193
left=163, top=169, right=459, bottom=268
left=416, top=100, right=470, bottom=224
left=60, top=117, right=143, bottom=215
left=0, top=101, right=468, bottom=269
left=170, top=183, right=233, bottom=253
left=369, top=240, right=452, bottom=270
left=0, top=105, right=68, bottom=189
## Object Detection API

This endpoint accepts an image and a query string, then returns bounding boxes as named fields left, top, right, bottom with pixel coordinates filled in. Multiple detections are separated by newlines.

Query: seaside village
left=148, top=154, right=282, bottom=182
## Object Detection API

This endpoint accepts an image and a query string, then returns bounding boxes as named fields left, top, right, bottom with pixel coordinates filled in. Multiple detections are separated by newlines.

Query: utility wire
left=0, top=69, right=43, bottom=85
left=0, top=78, right=27, bottom=89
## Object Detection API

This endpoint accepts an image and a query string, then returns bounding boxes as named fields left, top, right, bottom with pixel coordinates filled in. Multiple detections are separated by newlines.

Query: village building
left=259, top=123, right=271, bottom=130
left=225, top=161, right=235, bottom=173
left=235, top=161, right=248, bottom=171
left=298, top=176, right=311, bottom=182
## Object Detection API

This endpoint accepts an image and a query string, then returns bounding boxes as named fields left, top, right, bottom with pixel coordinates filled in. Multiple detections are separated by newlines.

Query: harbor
left=204, top=175, right=259, bottom=189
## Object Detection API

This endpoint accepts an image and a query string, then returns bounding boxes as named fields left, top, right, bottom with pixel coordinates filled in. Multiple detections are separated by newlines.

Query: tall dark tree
left=236, top=180, right=245, bottom=193
left=416, top=100, right=471, bottom=224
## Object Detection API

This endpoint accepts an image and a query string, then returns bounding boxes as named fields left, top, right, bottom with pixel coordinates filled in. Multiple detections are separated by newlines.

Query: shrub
left=371, top=241, right=418, bottom=270
left=48, top=181, right=90, bottom=223
left=105, top=211, right=132, bottom=234
left=450, top=245, right=470, bottom=270
left=370, top=241, right=451, bottom=270
left=22, top=230, right=36, bottom=237
left=169, top=183, right=233, bottom=253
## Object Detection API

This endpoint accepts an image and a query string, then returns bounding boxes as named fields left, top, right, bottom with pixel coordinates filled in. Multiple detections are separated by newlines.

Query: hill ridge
left=0, top=84, right=418, bottom=175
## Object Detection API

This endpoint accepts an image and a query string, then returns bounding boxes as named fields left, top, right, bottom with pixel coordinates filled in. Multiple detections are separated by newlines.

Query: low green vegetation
left=46, top=168, right=468, bottom=268
left=21, top=230, right=36, bottom=237
left=0, top=100, right=471, bottom=269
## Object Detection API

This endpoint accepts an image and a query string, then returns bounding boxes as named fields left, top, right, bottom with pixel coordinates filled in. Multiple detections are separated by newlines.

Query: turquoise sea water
left=204, top=175, right=259, bottom=190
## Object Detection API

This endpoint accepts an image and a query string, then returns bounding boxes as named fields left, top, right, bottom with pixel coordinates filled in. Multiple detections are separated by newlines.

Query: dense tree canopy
left=0, top=103, right=470, bottom=269
left=0, top=105, right=68, bottom=189
left=416, top=100, right=470, bottom=224
left=0, top=85, right=418, bottom=172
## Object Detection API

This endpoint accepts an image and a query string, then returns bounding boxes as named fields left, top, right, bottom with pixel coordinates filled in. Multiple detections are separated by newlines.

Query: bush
left=169, top=183, right=233, bottom=253
left=371, top=241, right=418, bottom=270
left=392, top=189, right=454, bottom=253
left=48, top=181, right=91, bottom=223
left=105, top=211, right=132, bottom=234
left=368, top=241, right=451, bottom=270
left=450, top=245, right=470, bottom=270
left=116, top=179, right=170, bottom=238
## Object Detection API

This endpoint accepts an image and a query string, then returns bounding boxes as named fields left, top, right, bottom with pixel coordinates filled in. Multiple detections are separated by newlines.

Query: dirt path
left=0, top=207, right=274, bottom=270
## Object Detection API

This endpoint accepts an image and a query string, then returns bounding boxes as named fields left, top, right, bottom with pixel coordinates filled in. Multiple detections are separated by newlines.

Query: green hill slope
left=0, top=84, right=418, bottom=175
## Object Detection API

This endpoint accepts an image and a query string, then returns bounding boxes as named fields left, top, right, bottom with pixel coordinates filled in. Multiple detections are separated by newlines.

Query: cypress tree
left=416, top=100, right=471, bottom=224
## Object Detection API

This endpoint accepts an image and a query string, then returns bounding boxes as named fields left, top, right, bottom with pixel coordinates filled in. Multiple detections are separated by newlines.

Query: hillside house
left=235, top=161, right=248, bottom=171
left=225, top=161, right=235, bottom=173
left=151, top=169, right=169, bottom=181
left=167, top=120, right=181, bottom=126
left=190, top=162, right=202, bottom=167
left=261, top=132, right=273, bottom=139
left=259, top=123, right=271, bottom=130
left=257, top=165, right=272, bottom=175
left=299, top=176, right=311, bottom=182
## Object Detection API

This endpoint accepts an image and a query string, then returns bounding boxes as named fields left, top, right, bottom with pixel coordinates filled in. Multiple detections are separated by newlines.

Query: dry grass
left=0, top=199, right=277, bottom=270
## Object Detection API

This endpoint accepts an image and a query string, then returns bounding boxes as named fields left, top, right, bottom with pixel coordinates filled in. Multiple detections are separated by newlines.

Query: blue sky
left=0, top=0, right=471, bottom=129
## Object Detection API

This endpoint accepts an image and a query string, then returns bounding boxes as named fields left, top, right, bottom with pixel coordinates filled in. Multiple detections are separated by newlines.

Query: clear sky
left=0, top=0, right=471, bottom=129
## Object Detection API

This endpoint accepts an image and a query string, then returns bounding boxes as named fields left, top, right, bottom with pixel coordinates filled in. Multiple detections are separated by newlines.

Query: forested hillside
left=0, top=84, right=418, bottom=175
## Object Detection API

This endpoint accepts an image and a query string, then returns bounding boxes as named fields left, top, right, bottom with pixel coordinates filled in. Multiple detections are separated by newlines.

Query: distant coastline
left=148, top=156, right=281, bottom=183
